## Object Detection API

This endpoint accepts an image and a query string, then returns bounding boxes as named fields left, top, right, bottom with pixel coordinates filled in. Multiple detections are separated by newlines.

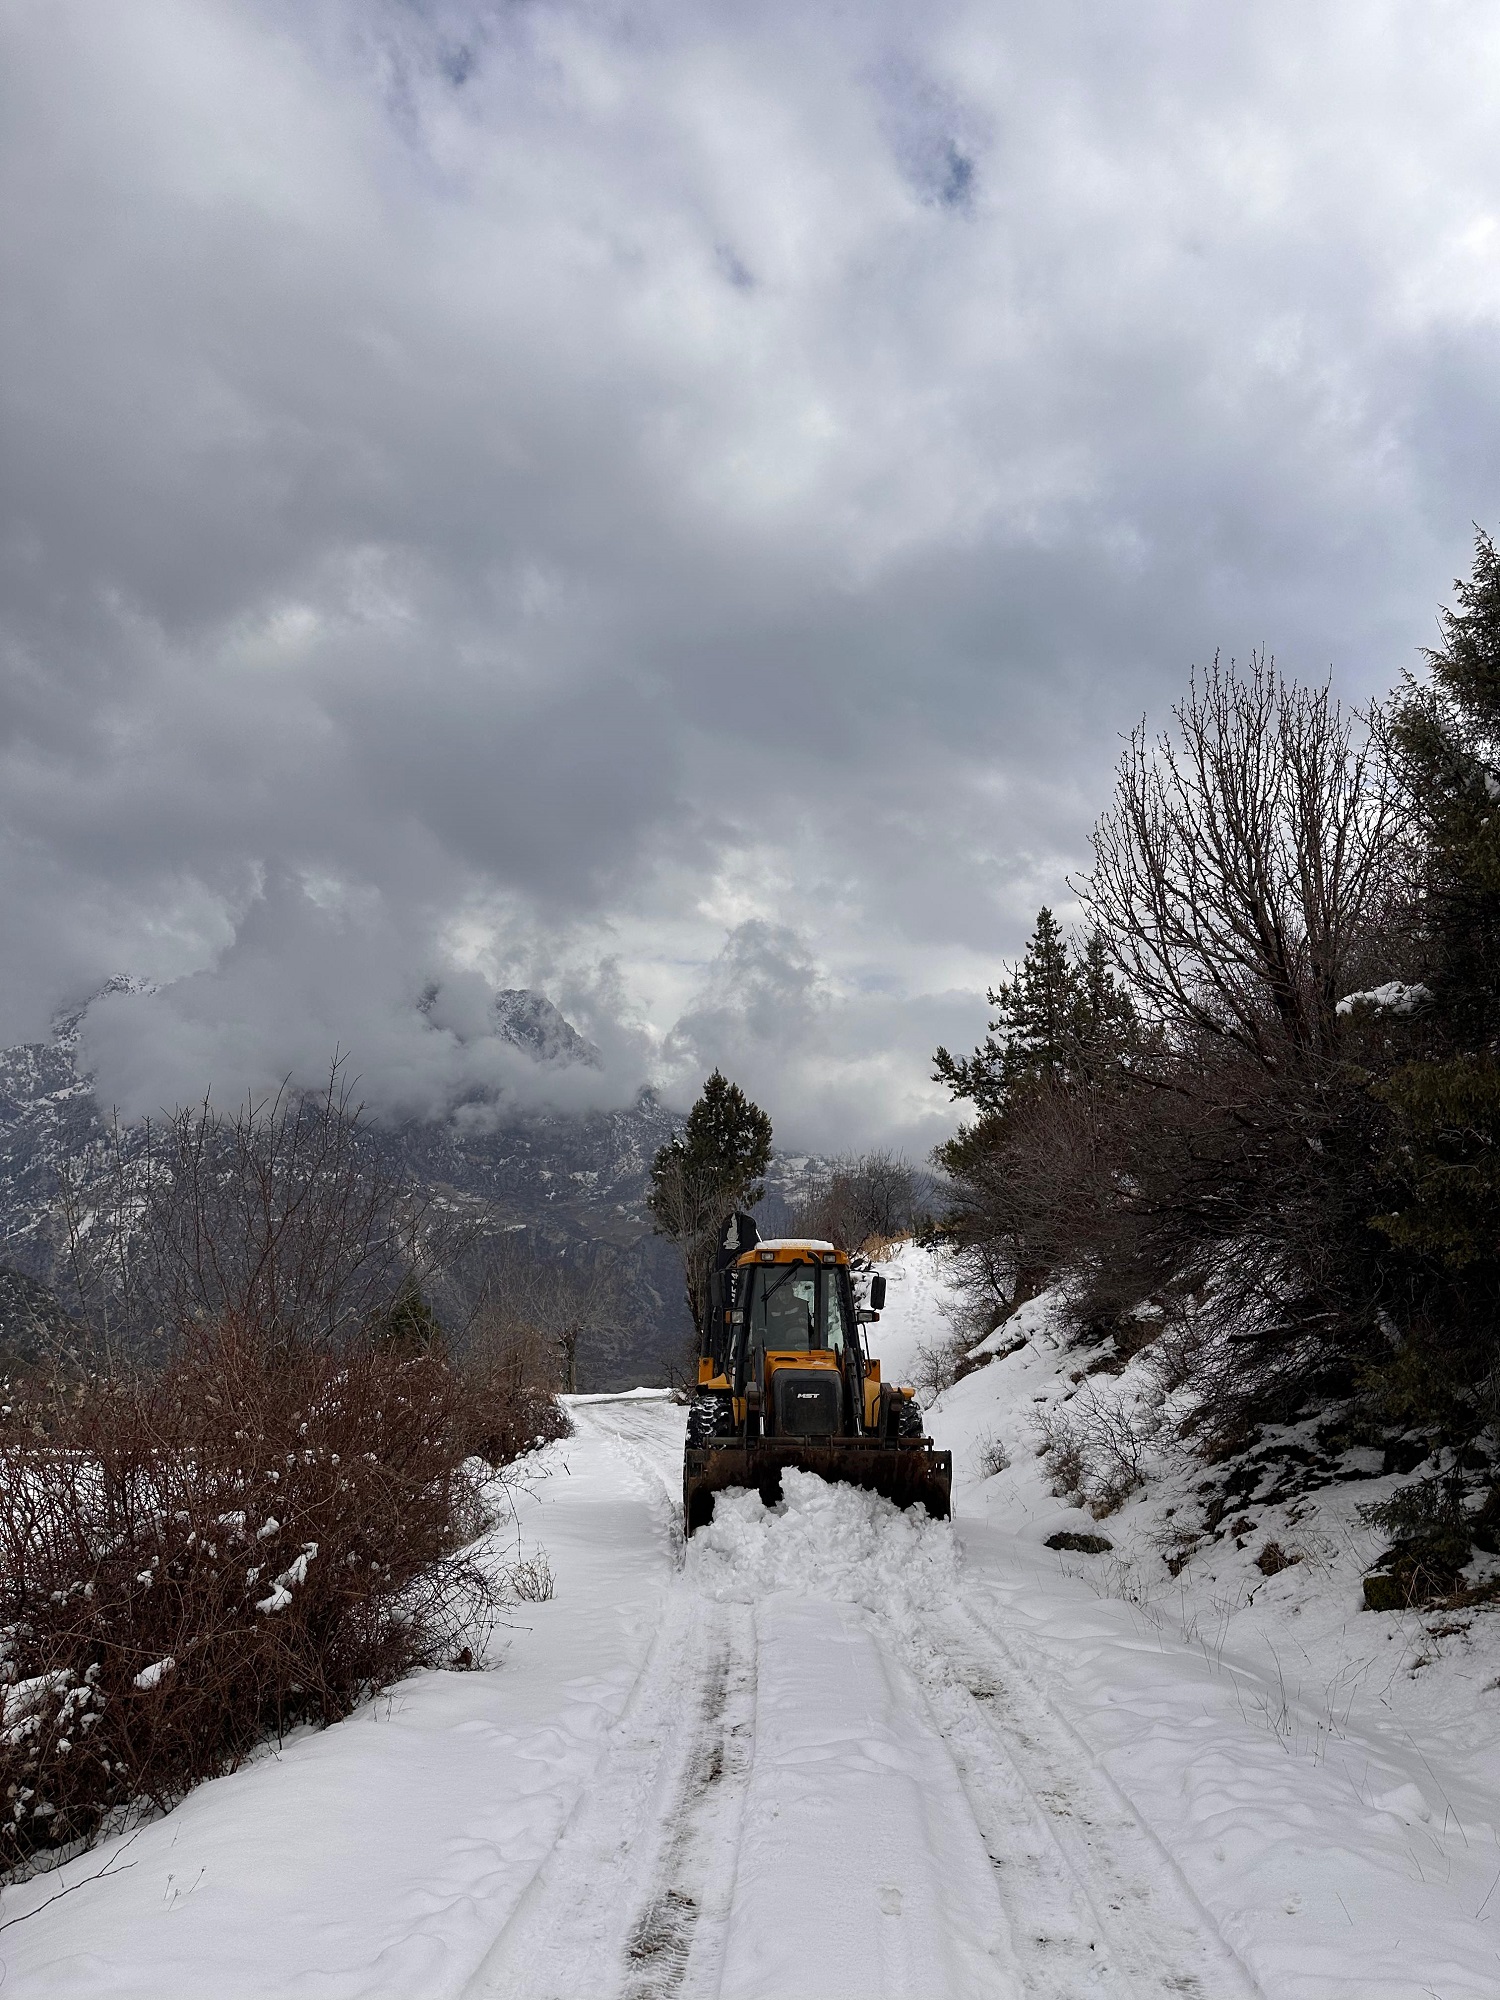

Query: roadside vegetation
left=786, top=1150, right=929, bottom=1257
left=934, top=532, right=1500, bottom=1611
left=0, top=1080, right=570, bottom=1874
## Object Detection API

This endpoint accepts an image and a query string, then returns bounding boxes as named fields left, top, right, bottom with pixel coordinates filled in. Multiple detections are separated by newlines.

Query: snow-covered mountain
left=0, top=987, right=674, bottom=1381
left=490, top=988, right=603, bottom=1069
left=0, top=985, right=816, bottom=1386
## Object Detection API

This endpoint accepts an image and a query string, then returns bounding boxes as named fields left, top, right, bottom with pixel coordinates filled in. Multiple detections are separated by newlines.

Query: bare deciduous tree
left=1081, top=656, right=1400, bottom=1069
left=465, top=1233, right=615, bottom=1395
left=57, top=1067, right=430, bottom=1360
left=791, top=1150, right=923, bottom=1253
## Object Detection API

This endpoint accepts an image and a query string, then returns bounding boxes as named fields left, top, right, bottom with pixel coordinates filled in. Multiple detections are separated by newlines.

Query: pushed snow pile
left=687, top=1469, right=959, bottom=1613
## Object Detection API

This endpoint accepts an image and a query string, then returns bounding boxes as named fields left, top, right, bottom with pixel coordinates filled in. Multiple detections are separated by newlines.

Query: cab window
left=743, top=1262, right=853, bottom=1354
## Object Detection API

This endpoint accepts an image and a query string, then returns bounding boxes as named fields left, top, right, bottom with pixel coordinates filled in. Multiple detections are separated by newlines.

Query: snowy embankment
left=881, top=1244, right=1500, bottom=1997
left=1, top=1247, right=1498, bottom=1998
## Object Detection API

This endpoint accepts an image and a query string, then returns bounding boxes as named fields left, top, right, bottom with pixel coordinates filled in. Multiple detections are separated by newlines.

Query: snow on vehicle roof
left=750, top=1238, right=836, bottom=1252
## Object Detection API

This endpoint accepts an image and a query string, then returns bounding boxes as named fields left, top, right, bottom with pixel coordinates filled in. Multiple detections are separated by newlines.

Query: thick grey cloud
left=4, top=0, right=1500, bottom=1146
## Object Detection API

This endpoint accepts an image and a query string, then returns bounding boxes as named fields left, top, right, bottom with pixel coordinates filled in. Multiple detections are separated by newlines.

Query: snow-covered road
left=467, top=1396, right=1255, bottom=2000
left=4, top=1299, right=1499, bottom=1997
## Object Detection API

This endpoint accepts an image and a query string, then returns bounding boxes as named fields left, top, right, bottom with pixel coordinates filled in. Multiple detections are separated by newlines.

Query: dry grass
left=858, top=1230, right=913, bottom=1263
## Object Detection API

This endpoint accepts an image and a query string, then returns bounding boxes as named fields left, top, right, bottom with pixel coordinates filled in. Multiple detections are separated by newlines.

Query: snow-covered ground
left=873, top=1247, right=1500, bottom=1999
left=2, top=1246, right=1498, bottom=1997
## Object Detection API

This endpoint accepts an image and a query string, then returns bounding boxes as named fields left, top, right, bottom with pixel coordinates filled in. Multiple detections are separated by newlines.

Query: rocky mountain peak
left=491, top=989, right=602, bottom=1069
left=50, top=974, right=159, bottom=1054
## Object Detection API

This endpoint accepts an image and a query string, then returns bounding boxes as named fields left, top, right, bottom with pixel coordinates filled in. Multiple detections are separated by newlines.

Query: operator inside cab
left=743, top=1260, right=850, bottom=1356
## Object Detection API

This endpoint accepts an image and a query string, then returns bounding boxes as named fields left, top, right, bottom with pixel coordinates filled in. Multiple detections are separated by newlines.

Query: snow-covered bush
left=1035, top=1381, right=1163, bottom=1516
left=0, top=1320, right=507, bottom=1872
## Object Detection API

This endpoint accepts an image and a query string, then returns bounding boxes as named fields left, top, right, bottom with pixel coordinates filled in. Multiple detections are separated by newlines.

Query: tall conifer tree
left=648, top=1071, right=773, bottom=1332
left=933, top=909, right=1134, bottom=1115
left=1378, top=533, right=1500, bottom=1270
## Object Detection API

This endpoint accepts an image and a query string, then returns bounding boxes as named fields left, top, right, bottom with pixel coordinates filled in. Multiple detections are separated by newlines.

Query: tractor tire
left=897, top=1396, right=925, bottom=1439
left=886, top=1392, right=924, bottom=1442
left=685, top=1393, right=736, bottom=1448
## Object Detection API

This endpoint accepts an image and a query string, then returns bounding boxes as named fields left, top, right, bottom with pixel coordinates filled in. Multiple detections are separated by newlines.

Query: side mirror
left=869, top=1273, right=887, bottom=1312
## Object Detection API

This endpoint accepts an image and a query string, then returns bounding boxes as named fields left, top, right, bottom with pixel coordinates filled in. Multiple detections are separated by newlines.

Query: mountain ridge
left=0, top=984, right=817, bottom=1388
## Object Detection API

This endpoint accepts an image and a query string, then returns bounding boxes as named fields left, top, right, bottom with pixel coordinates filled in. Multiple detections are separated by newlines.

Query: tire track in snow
left=523, top=1399, right=1255, bottom=1997
left=575, top=1400, right=758, bottom=1998
left=620, top=1606, right=756, bottom=1999
left=568, top=1397, right=688, bottom=1555
left=462, top=1591, right=755, bottom=2000
left=904, top=1593, right=1264, bottom=2000
left=711, top=1593, right=1023, bottom=2000
left=464, top=1400, right=754, bottom=2000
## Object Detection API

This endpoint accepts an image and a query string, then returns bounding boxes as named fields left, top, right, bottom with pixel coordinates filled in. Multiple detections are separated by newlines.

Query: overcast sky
left=3, top=0, right=1498, bottom=1150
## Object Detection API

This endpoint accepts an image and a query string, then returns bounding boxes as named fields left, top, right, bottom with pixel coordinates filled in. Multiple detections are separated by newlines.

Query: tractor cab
left=739, top=1250, right=851, bottom=1355
left=730, top=1241, right=856, bottom=1438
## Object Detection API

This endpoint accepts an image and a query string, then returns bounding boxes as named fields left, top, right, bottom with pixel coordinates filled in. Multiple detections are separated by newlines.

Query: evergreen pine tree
left=931, top=913, right=1136, bottom=1319
left=648, top=1071, right=773, bottom=1331
left=933, top=909, right=1132, bottom=1114
left=1377, top=532, right=1500, bottom=1271
left=375, top=1274, right=445, bottom=1354
left=1071, top=929, right=1139, bottom=1059
left=1392, top=528, right=1500, bottom=1039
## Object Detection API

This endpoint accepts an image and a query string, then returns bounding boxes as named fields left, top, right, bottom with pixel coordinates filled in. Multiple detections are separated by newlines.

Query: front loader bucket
left=683, top=1437, right=953, bottom=1537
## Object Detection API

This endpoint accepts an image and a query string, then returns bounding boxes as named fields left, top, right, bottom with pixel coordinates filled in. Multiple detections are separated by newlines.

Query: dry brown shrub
left=0, top=1319, right=509, bottom=1872
left=455, top=1268, right=576, bottom=1468
left=1035, top=1384, right=1160, bottom=1516
left=460, top=1362, right=572, bottom=1468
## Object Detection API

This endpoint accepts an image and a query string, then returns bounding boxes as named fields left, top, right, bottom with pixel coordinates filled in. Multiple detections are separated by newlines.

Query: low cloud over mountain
left=5, top=1, right=1498, bottom=1147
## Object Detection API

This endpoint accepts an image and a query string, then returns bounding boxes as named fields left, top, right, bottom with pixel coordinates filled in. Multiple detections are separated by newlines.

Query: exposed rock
left=1362, top=1572, right=1407, bottom=1612
left=491, top=990, right=602, bottom=1069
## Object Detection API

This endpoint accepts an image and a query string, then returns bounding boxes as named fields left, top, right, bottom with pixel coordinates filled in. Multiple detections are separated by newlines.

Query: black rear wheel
left=883, top=1390, right=924, bottom=1442
left=685, top=1392, right=736, bottom=1447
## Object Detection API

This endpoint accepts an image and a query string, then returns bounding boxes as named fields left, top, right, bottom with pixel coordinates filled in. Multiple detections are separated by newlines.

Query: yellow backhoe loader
left=682, top=1212, right=952, bottom=1535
